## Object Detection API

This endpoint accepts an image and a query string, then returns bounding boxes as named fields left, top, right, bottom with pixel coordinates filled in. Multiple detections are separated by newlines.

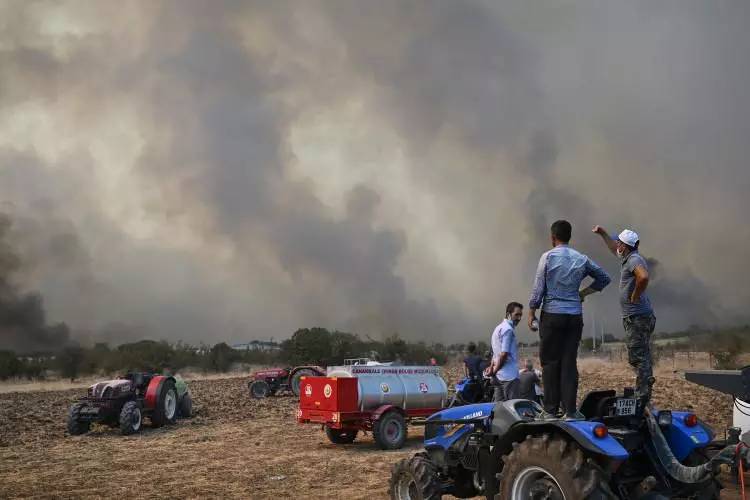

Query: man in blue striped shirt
left=528, top=220, right=611, bottom=420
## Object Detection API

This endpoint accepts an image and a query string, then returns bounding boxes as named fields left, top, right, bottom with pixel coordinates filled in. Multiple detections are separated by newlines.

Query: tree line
left=0, top=328, right=476, bottom=381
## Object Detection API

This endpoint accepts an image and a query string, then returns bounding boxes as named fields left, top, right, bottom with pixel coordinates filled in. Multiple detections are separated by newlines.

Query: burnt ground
left=0, top=362, right=744, bottom=499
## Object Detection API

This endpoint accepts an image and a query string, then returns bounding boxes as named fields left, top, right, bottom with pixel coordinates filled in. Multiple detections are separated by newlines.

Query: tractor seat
left=579, top=389, right=618, bottom=419
left=491, top=399, right=543, bottom=436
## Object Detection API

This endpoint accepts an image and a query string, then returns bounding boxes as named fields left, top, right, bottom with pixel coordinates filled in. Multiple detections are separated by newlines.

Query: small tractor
left=248, top=365, right=325, bottom=399
left=453, top=376, right=494, bottom=406
left=67, top=373, right=192, bottom=436
left=389, top=387, right=749, bottom=499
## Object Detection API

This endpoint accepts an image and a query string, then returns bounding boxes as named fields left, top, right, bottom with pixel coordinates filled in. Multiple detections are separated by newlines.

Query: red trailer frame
left=297, top=375, right=443, bottom=449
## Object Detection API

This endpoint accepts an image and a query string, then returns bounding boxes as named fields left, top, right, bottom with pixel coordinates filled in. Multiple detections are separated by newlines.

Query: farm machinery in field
left=452, top=376, right=495, bottom=406
left=67, top=373, right=192, bottom=436
left=389, top=385, right=749, bottom=499
left=297, top=363, right=448, bottom=450
left=247, top=365, right=326, bottom=399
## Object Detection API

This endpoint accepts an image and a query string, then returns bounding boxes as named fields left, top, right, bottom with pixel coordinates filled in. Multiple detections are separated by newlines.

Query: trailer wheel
left=498, top=434, right=614, bottom=500
left=249, top=380, right=271, bottom=399
left=374, top=410, right=408, bottom=450
left=325, top=426, right=358, bottom=444
left=119, top=401, right=142, bottom=435
left=67, top=403, right=90, bottom=435
left=389, top=454, right=441, bottom=500
left=178, top=391, right=193, bottom=418
left=291, top=369, right=317, bottom=397
left=151, top=378, right=178, bottom=427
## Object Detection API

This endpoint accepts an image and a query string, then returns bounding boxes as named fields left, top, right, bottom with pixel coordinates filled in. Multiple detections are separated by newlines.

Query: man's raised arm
left=592, top=225, right=618, bottom=256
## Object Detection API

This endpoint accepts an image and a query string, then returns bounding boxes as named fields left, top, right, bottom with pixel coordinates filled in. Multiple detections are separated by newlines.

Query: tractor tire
left=151, top=378, right=178, bottom=427
left=291, top=369, right=318, bottom=397
left=325, top=426, right=358, bottom=444
left=374, top=410, right=408, bottom=450
left=119, top=401, right=142, bottom=435
left=178, top=392, right=193, bottom=418
left=389, top=454, right=441, bottom=500
left=249, top=380, right=271, bottom=399
left=67, top=403, right=91, bottom=435
left=498, top=433, right=615, bottom=500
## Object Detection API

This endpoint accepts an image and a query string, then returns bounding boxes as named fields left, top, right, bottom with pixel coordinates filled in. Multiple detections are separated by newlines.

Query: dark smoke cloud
left=0, top=1, right=748, bottom=347
left=0, top=214, right=70, bottom=353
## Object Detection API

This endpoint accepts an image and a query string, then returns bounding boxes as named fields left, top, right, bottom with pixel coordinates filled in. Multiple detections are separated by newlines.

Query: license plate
left=81, top=407, right=99, bottom=414
left=615, top=398, right=636, bottom=416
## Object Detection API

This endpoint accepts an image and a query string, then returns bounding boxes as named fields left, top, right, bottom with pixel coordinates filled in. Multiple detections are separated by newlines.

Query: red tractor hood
left=253, top=368, right=290, bottom=379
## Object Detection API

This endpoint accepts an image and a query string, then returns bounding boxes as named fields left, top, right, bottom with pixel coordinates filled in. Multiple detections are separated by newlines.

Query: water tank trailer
left=296, top=364, right=448, bottom=449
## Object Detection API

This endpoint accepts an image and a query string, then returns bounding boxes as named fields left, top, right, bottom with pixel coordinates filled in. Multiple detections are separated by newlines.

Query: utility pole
left=592, top=313, right=597, bottom=352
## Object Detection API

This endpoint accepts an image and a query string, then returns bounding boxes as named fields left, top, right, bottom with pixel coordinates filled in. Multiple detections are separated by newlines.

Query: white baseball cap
left=618, top=229, right=639, bottom=247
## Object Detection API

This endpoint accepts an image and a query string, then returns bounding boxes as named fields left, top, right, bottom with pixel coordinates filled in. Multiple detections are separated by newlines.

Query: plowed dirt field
left=0, top=362, right=743, bottom=499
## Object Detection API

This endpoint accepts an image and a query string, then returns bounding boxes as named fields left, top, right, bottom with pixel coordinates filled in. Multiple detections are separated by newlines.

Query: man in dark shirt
left=518, top=359, right=541, bottom=402
left=463, top=342, right=483, bottom=379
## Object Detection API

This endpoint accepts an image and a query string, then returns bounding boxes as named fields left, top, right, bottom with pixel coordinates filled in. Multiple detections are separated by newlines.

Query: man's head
left=525, top=359, right=534, bottom=371
left=616, top=229, right=640, bottom=257
left=550, top=220, right=572, bottom=247
left=506, top=301, right=523, bottom=326
left=467, top=342, right=476, bottom=354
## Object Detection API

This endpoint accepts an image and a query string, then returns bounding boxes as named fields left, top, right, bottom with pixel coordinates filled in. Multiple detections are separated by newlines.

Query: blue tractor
left=452, top=376, right=494, bottom=406
left=390, top=388, right=746, bottom=499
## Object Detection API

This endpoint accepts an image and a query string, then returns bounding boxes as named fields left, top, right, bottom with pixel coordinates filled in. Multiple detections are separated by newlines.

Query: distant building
left=230, top=340, right=281, bottom=352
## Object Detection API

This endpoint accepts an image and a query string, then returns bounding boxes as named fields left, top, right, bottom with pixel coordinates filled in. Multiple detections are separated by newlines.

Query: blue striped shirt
left=529, top=245, right=611, bottom=315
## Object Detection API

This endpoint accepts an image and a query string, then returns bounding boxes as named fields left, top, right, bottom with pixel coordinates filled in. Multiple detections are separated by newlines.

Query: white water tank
left=733, top=398, right=750, bottom=440
left=326, top=364, right=448, bottom=411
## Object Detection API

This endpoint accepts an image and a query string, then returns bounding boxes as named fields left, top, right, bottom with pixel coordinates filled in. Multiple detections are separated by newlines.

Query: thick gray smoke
left=0, top=1, right=748, bottom=348
left=0, top=214, right=70, bottom=352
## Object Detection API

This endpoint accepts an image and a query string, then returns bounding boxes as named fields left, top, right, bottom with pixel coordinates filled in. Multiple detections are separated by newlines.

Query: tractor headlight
left=658, top=410, right=672, bottom=427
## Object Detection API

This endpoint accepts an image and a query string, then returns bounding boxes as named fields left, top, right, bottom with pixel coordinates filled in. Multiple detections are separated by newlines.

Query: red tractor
left=67, top=372, right=192, bottom=436
left=248, top=365, right=325, bottom=399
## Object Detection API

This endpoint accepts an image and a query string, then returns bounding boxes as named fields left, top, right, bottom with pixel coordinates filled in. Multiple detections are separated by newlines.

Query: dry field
left=0, top=361, right=744, bottom=499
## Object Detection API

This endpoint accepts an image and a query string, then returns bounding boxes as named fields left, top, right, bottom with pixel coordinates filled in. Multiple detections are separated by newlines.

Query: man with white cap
left=592, top=225, right=656, bottom=403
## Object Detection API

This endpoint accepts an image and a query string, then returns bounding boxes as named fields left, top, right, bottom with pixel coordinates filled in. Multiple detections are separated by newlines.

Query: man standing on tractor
left=486, top=302, right=523, bottom=401
left=593, top=225, right=656, bottom=404
left=528, top=220, right=611, bottom=420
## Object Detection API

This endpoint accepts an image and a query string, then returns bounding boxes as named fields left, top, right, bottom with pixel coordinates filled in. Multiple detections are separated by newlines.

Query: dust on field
left=0, top=363, right=742, bottom=499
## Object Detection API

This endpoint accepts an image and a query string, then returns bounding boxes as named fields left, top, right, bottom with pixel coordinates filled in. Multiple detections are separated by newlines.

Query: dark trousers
left=493, top=378, right=520, bottom=402
left=539, top=312, right=583, bottom=415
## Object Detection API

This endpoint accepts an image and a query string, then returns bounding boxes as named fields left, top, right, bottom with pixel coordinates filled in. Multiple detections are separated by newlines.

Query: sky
left=1, top=1, right=749, bottom=352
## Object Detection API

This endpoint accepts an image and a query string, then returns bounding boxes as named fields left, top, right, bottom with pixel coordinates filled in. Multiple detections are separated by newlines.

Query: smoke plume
left=0, top=1, right=749, bottom=347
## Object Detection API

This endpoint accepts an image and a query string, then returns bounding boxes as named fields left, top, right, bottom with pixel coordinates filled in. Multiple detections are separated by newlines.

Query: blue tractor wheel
left=498, top=433, right=614, bottom=500
left=389, top=454, right=441, bottom=500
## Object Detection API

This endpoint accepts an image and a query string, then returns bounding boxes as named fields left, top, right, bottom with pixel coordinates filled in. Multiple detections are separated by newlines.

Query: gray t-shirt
left=620, top=252, right=653, bottom=318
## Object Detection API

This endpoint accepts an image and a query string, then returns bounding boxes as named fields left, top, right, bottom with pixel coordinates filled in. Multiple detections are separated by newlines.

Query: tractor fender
left=144, top=376, right=176, bottom=410
left=290, top=366, right=326, bottom=378
left=371, top=404, right=406, bottom=421
left=496, top=420, right=629, bottom=461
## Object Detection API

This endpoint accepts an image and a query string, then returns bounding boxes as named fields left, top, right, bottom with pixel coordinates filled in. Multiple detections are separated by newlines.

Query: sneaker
left=538, top=410, right=559, bottom=421
left=563, top=410, right=586, bottom=421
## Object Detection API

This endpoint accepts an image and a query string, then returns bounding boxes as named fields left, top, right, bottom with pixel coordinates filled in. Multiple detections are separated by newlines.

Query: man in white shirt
left=485, top=302, right=522, bottom=401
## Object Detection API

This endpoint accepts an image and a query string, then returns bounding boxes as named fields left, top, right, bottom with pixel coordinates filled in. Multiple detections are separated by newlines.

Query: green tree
left=206, top=342, right=238, bottom=372
left=0, top=350, right=21, bottom=380
left=58, top=345, right=85, bottom=382
left=280, top=328, right=333, bottom=366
